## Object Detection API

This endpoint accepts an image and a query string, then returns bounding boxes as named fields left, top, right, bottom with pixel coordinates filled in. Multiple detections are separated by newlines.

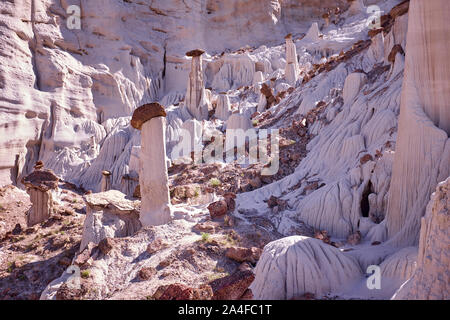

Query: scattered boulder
left=98, top=237, right=114, bottom=255
left=208, top=200, right=228, bottom=218
left=225, top=246, right=263, bottom=264
left=193, top=221, right=217, bottom=233
left=223, top=192, right=236, bottom=212
left=209, top=268, right=255, bottom=300
left=347, top=231, right=362, bottom=245
left=138, top=267, right=156, bottom=281
left=146, top=238, right=169, bottom=254
left=360, top=154, right=373, bottom=165
left=314, top=230, right=331, bottom=245
left=153, top=283, right=213, bottom=300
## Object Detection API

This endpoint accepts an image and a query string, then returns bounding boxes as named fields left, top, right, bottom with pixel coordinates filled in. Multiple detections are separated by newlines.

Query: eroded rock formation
left=386, top=0, right=450, bottom=246
left=131, top=103, right=172, bottom=226
left=284, top=34, right=299, bottom=86
left=185, top=49, right=210, bottom=120
left=393, top=178, right=449, bottom=300
left=80, top=190, right=141, bottom=251
left=21, top=165, right=59, bottom=226
left=250, top=236, right=362, bottom=299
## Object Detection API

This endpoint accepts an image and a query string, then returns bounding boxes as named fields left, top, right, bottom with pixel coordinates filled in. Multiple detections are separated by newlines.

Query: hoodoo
left=131, top=103, right=172, bottom=226
left=185, top=49, right=210, bottom=121
left=284, top=34, right=299, bottom=86
left=100, top=170, right=111, bottom=192
left=21, top=163, right=59, bottom=227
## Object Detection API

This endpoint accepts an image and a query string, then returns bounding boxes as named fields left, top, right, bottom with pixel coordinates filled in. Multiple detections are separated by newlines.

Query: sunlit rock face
left=386, top=0, right=450, bottom=247
left=393, top=178, right=450, bottom=300
left=0, top=0, right=349, bottom=188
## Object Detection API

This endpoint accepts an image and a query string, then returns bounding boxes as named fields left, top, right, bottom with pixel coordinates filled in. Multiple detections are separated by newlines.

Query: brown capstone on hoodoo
left=130, top=103, right=166, bottom=130
left=185, top=49, right=205, bottom=57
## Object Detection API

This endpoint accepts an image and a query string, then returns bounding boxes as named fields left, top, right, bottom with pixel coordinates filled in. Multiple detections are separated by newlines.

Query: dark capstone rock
left=130, top=103, right=166, bottom=130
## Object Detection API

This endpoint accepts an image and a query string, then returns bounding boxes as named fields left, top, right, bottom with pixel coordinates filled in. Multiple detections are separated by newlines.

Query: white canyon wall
left=386, top=0, right=450, bottom=247
left=0, top=0, right=350, bottom=189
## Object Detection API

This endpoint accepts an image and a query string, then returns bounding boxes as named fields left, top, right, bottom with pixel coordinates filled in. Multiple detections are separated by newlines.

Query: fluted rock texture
left=250, top=236, right=362, bottom=299
left=139, top=117, right=172, bottom=226
left=386, top=0, right=450, bottom=246
left=393, top=178, right=449, bottom=300
left=186, top=51, right=210, bottom=120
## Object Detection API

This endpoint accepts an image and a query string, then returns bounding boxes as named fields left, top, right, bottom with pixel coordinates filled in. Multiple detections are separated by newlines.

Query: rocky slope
left=0, top=0, right=448, bottom=300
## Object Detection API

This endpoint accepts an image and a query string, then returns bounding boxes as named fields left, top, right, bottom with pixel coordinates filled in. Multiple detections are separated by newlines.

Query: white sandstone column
left=285, top=34, right=299, bottom=86
left=386, top=0, right=450, bottom=246
left=215, top=93, right=232, bottom=121
left=100, top=170, right=111, bottom=192
left=186, top=49, right=210, bottom=120
left=131, top=103, right=172, bottom=226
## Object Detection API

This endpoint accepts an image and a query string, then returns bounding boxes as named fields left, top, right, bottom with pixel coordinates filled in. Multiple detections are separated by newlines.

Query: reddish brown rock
left=186, top=49, right=205, bottom=57
left=314, top=230, right=331, bottom=245
left=208, top=200, right=228, bottom=218
left=267, top=196, right=279, bottom=208
left=360, top=154, right=374, bottom=165
left=21, top=169, right=59, bottom=192
left=240, top=289, right=254, bottom=300
left=347, top=231, right=362, bottom=245
left=130, top=103, right=166, bottom=130
left=146, top=238, right=169, bottom=254
left=55, top=283, right=86, bottom=300
left=251, top=111, right=260, bottom=119
left=225, top=246, right=263, bottom=264
left=389, top=0, right=409, bottom=19
left=98, top=237, right=114, bottom=255
left=292, top=292, right=316, bottom=300
left=133, top=185, right=141, bottom=198
left=223, top=192, right=236, bottom=212
left=153, top=283, right=213, bottom=300
left=388, top=44, right=405, bottom=63
left=209, top=268, right=255, bottom=300
left=193, top=221, right=217, bottom=233
left=33, top=161, right=44, bottom=170
left=138, top=266, right=156, bottom=280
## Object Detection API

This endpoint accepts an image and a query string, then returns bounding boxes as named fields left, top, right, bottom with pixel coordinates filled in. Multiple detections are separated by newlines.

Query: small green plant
left=209, top=178, right=221, bottom=187
left=201, top=232, right=210, bottom=242
left=7, top=261, right=15, bottom=273
left=0, top=204, right=5, bottom=211
left=252, top=119, right=259, bottom=127
left=286, top=139, right=296, bottom=146
left=81, top=270, right=90, bottom=279
left=194, top=188, right=200, bottom=197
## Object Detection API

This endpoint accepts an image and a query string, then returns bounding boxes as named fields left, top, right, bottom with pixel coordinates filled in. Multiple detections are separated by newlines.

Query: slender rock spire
left=185, top=49, right=210, bottom=120
left=131, top=103, right=172, bottom=226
